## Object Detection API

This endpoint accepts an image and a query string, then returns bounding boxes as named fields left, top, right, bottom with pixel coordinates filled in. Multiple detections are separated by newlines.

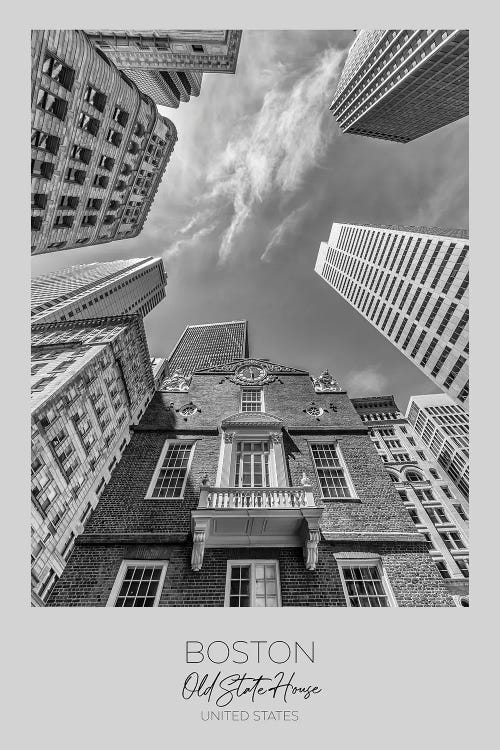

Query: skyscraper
left=330, top=29, right=468, bottom=142
left=161, top=320, right=249, bottom=388
left=31, top=257, right=167, bottom=324
left=85, top=30, right=242, bottom=108
left=31, top=30, right=177, bottom=255
left=406, top=393, right=469, bottom=500
left=352, top=395, right=469, bottom=604
left=315, top=222, right=469, bottom=407
left=31, top=315, right=155, bottom=605
left=47, top=358, right=453, bottom=607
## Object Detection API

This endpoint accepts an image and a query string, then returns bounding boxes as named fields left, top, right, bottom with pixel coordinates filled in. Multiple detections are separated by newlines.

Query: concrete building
left=150, top=357, right=168, bottom=389
left=330, top=29, right=468, bottom=142
left=31, top=257, right=167, bottom=324
left=407, top=393, right=469, bottom=500
left=352, top=396, right=469, bottom=605
left=315, top=222, right=469, bottom=408
left=31, top=30, right=177, bottom=255
left=85, top=30, right=242, bottom=107
left=162, top=320, right=249, bottom=389
left=48, top=359, right=453, bottom=607
left=31, top=315, right=155, bottom=606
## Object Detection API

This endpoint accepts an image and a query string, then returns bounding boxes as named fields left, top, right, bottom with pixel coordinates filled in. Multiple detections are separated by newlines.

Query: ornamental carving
left=160, top=370, right=191, bottom=392
left=223, top=432, right=235, bottom=443
left=303, top=529, right=321, bottom=571
left=269, top=432, right=282, bottom=444
left=311, top=370, right=342, bottom=393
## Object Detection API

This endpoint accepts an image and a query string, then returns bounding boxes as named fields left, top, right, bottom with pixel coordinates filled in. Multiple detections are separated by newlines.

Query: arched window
left=406, top=469, right=424, bottom=482
left=387, top=472, right=399, bottom=483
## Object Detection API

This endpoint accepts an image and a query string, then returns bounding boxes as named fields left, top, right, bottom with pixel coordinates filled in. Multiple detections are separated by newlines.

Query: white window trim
left=145, top=439, right=196, bottom=499
left=217, top=430, right=287, bottom=488
left=337, top=559, right=398, bottom=607
left=240, top=387, right=264, bottom=413
left=106, top=560, right=168, bottom=607
left=307, top=438, right=358, bottom=500
left=224, top=560, right=282, bottom=607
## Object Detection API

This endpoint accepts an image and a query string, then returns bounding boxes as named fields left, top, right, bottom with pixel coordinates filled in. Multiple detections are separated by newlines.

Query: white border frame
left=307, top=438, right=359, bottom=500
left=224, top=560, right=282, bottom=607
left=106, top=560, right=168, bottom=607
left=145, top=438, right=196, bottom=499
left=337, top=558, right=398, bottom=608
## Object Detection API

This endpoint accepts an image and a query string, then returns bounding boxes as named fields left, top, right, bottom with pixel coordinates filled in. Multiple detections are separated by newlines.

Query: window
left=37, top=88, right=68, bottom=120
left=233, top=441, right=270, bottom=487
left=426, top=506, right=450, bottom=525
left=32, top=158, right=54, bottom=179
left=416, top=450, right=426, bottom=460
left=310, top=442, right=354, bottom=499
left=31, top=128, right=60, bottom=155
left=70, top=145, right=92, bottom=164
left=42, top=54, right=74, bottom=90
left=107, top=561, right=168, bottom=607
left=84, top=85, right=106, bottom=112
left=338, top=561, right=395, bottom=607
left=429, top=468, right=440, bottom=479
left=241, top=388, right=263, bottom=412
left=406, top=469, right=424, bottom=482
left=408, top=508, right=421, bottom=525
left=439, top=531, right=466, bottom=550
left=146, top=441, right=195, bottom=498
left=455, top=559, right=469, bottom=578
left=78, top=112, right=100, bottom=136
left=435, top=560, right=450, bottom=579
left=192, top=44, right=204, bottom=52
left=225, top=561, right=281, bottom=607
left=453, top=503, right=468, bottom=521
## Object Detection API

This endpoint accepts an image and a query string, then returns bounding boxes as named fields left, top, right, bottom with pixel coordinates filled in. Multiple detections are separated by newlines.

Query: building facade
left=85, top=30, right=242, bottom=107
left=48, top=359, right=453, bottom=607
left=330, top=29, right=468, bottom=142
left=31, top=257, right=167, bottom=324
left=31, top=315, right=155, bottom=606
left=315, top=222, right=469, bottom=407
left=407, top=393, right=469, bottom=501
left=31, top=30, right=177, bottom=255
left=352, top=396, right=469, bottom=604
left=162, top=320, right=249, bottom=388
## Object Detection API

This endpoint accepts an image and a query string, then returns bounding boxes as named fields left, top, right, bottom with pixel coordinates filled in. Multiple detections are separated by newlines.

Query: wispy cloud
left=261, top=201, right=312, bottom=261
left=344, top=366, right=389, bottom=396
left=163, top=222, right=218, bottom=261
left=204, top=46, right=343, bottom=262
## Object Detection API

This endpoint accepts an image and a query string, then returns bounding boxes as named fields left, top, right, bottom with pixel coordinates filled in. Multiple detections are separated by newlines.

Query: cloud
left=344, top=367, right=389, bottom=396
left=260, top=201, right=312, bottom=261
left=204, top=45, right=343, bottom=262
left=163, top=222, right=218, bottom=261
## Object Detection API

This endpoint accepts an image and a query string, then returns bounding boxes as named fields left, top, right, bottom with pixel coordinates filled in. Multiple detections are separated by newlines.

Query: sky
left=31, top=30, right=469, bottom=413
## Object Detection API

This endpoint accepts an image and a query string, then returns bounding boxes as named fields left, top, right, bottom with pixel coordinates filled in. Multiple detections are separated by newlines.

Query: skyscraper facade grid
left=315, top=222, right=469, bottom=408
left=330, top=29, right=468, bottom=142
left=164, top=320, right=249, bottom=380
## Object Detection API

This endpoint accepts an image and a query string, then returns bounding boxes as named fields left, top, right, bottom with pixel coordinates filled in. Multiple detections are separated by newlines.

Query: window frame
left=224, top=560, right=282, bottom=607
left=145, top=439, right=196, bottom=499
left=240, top=387, right=264, bottom=413
left=308, top=439, right=358, bottom=500
left=337, top=558, right=397, bottom=607
left=106, top=560, right=168, bottom=607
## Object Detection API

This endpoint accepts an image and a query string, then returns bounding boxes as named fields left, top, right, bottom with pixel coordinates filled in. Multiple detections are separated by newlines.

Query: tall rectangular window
left=147, top=441, right=195, bottom=498
left=234, top=441, right=270, bottom=487
left=107, top=561, right=168, bottom=607
left=310, top=443, right=353, bottom=499
left=241, top=388, right=263, bottom=412
left=225, top=561, right=280, bottom=607
left=338, top=561, right=394, bottom=607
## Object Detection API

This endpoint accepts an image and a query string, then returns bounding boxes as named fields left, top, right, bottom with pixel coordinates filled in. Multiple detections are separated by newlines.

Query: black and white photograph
left=30, top=27, right=470, bottom=609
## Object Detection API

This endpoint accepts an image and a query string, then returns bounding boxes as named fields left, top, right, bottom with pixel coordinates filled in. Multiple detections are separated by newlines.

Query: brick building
left=31, top=315, right=154, bottom=605
left=31, top=30, right=177, bottom=255
left=49, top=359, right=454, bottom=607
left=353, top=395, right=469, bottom=605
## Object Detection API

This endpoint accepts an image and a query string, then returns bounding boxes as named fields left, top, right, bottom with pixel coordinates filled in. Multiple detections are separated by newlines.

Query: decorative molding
left=223, top=431, right=235, bottom=443
left=160, top=370, right=191, bottom=392
left=269, top=432, right=282, bottom=444
left=303, top=529, right=321, bottom=571
left=191, top=522, right=209, bottom=572
left=321, top=531, right=425, bottom=542
left=311, top=370, right=343, bottom=393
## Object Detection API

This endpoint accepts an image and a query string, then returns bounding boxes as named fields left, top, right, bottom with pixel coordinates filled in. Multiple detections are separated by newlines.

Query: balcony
left=191, top=476, right=323, bottom=573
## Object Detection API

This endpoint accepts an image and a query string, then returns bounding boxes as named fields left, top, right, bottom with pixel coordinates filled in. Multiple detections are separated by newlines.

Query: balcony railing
left=198, top=486, right=316, bottom=510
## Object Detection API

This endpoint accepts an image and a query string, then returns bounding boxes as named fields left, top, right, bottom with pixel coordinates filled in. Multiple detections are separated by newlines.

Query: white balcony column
left=191, top=518, right=210, bottom=572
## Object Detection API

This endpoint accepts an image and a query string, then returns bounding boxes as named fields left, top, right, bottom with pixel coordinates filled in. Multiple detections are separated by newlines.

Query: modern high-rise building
left=330, top=29, right=468, bottom=142
left=47, top=358, right=454, bottom=607
left=162, top=320, right=249, bottom=388
left=31, top=315, right=155, bottom=606
left=406, top=393, right=469, bottom=500
left=31, top=257, right=167, bottom=324
left=31, top=30, right=177, bottom=255
left=315, top=222, right=469, bottom=407
left=352, top=396, right=469, bottom=604
left=150, top=357, right=168, bottom=389
left=85, top=30, right=242, bottom=108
